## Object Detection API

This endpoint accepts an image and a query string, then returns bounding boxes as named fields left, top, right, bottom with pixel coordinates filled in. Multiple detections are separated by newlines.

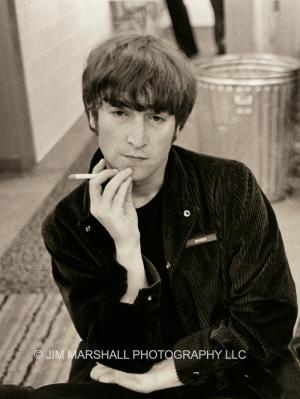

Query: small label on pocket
left=185, top=233, right=217, bottom=248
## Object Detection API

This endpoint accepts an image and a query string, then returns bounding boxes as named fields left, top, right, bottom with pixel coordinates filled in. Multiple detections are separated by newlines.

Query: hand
left=89, top=159, right=139, bottom=247
left=90, top=358, right=182, bottom=393
left=90, top=159, right=147, bottom=300
left=90, top=362, right=155, bottom=394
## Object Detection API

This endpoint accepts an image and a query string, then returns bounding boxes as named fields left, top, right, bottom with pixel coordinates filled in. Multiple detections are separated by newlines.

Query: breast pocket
left=181, top=231, right=221, bottom=284
left=177, top=233, right=223, bottom=328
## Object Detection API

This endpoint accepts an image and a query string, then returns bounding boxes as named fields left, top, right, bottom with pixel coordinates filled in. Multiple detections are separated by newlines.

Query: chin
left=131, top=169, right=148, bottom=183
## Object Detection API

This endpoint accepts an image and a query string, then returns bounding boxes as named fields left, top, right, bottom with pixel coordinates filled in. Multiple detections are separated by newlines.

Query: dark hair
left=82, top=33, right=197, bottom=132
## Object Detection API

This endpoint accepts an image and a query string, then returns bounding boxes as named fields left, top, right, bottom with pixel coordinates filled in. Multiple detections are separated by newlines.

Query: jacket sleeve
left=42, top=214, right=162, bottom=372
left=173, top=163, right=298, bottom=387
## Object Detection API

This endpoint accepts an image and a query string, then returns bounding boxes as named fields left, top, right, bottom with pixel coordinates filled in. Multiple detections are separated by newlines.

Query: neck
left=132, top=166, right=166, bottom=208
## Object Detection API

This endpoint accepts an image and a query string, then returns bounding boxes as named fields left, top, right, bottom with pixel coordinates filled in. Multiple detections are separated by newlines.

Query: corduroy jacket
left=42, top=145, right=300, bottom=398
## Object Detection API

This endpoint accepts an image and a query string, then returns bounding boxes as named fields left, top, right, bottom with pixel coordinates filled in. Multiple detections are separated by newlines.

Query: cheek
left=152, top=132, right=174, bottom=155
left=97, top=128, right=116, bottom=154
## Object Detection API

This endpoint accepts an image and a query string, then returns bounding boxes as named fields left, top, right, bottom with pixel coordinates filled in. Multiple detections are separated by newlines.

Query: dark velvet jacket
left=42, top=145, right=300, bottom=398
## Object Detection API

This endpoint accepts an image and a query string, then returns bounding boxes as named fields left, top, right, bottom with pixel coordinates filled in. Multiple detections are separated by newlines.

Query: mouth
left=123, top=154, right=148, bottom=160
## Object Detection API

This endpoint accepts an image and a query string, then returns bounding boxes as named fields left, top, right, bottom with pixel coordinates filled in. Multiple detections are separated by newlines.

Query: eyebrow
left=106, top=101, right=170, bottom=115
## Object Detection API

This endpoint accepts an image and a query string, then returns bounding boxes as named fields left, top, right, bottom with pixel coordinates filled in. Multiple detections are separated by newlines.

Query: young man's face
left=95, top=102, right=177, bottom=184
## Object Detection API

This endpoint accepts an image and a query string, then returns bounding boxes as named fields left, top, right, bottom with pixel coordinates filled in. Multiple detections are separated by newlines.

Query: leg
left=0, top=382, right=260, bottom=399
left=164, top=0, right=199, bottom=58
left=33, top=382, right=149, bottom=399
left=0, top=385, right=34, bottom=399
left=68, top=341, right=95, bottom=382
left=210, top=0, right=226, bottom=54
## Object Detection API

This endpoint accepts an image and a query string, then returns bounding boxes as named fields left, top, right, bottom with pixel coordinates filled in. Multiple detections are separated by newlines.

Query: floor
left=0, top=27, right=299, bottom=329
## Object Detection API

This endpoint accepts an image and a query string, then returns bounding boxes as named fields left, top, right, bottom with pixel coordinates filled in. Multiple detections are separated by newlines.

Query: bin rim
left=194, top=53, right=300, bottom=86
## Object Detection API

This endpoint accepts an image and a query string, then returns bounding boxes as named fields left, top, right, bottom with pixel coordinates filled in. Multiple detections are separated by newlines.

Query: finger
left=102, top=168, right=133, bottom=207
left=125, top=181, right=133, bottom=205
left=90, top=363, right=111, bottom=380
left=98, top=373, right=114, bottom=384
left=112, top=177, right=132, bottom=208
left=89, top=169, right=118, bottom=201
left=92, top=158, right=105, bottom=173
left=96, top=361, right=111, bottom=370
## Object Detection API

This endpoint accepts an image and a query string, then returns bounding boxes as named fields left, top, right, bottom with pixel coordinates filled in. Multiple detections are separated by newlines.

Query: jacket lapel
left=162, top=147, right=223, bottom=331
left=162, top=146, right=205, bottom=271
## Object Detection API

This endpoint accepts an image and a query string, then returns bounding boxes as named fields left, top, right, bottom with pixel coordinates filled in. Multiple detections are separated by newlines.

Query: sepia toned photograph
left=0, top=0, right=300, bottom=398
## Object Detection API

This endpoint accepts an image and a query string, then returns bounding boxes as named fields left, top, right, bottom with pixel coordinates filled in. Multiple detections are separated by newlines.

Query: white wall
left=15, top=0, right=112, bottom=162
left=226, top=0, right=300, bottom=57
left=160, top=0, right=214, bottom=28
left=185, top=0, right=214, bottom=27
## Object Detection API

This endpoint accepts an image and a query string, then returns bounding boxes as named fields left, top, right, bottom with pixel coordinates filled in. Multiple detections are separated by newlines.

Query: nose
left=127, top=116, right=147, bottom=148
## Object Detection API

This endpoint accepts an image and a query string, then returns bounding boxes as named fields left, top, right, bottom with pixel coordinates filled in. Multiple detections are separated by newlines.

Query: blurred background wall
left=226, top=0, right=300, bottom=57
left=0, top=0, right=111, bottom=170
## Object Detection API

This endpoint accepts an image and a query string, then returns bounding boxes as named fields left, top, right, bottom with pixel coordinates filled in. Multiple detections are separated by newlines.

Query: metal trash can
left=194, top=54, right=300, bottom=201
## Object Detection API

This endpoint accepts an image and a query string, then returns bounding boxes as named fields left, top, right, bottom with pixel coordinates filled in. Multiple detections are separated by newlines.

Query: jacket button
left=193, top=371, right=200, bottom=375
left=166, top=262, right=171, bottom=269
left=147, top=295, right=152, bottom=301
left=85, top=225, right=91, bottom=232
left=183, top=210, right=190, bottom=217
left=244, top=374, right=250, bottom=378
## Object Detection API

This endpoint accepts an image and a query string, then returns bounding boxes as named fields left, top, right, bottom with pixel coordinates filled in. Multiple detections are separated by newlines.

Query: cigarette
left=68, top=174, right=99, bottom=180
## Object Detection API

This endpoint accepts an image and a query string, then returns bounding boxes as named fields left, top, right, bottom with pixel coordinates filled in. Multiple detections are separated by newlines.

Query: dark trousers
left=33, top=382, right=258, bottom=399
left=0, top=383, right=256, bottom=399
left=210, top=0, right=225, bottom=54
left=164, top=0, right=198, bottom=58
left=0, top=382, right=259, bottom=399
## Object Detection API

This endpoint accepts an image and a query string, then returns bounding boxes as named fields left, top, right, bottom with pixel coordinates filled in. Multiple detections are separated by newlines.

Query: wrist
left=149, top=359, right=182, bottom=390
left=115, top=241, right=142, bottom=266
left=115, top=240, right=148, bottom=303
left=115, top=237, right=140, bottom=255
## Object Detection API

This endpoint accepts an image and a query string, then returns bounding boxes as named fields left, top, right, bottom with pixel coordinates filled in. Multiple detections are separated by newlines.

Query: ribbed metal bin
left=194, top=54, right=300, bottom=201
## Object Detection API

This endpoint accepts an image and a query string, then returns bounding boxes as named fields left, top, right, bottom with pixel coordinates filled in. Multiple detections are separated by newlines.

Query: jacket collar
left=163, top=145, right=199, bottom=212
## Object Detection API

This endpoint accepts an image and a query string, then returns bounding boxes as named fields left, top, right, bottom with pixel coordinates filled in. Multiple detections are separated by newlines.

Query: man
left=19, top=34, right=300, bottom=398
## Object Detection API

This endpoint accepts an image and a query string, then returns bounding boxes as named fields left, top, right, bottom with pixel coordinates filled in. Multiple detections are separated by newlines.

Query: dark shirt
left=137, top=189, right=186, bottom=349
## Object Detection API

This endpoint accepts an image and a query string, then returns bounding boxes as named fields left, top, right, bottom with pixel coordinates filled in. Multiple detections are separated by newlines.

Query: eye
left=112, top=109, right=127, bottom=117
left=149, top=114, right=166, bottom=123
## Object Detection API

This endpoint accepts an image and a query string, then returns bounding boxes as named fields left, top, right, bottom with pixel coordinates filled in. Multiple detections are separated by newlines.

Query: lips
left=123, top=154, right=148, bottom=160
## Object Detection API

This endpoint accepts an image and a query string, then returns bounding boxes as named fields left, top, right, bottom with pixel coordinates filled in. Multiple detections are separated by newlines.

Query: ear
left=87, top=111, right=98, bottom=135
